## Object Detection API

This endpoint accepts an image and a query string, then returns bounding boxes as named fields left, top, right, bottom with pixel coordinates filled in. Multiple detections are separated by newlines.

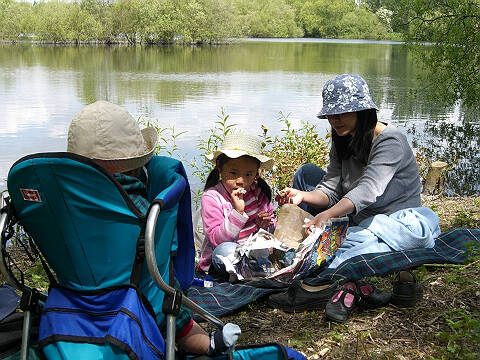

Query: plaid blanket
left=188, top=229, right=479, bottom=317
left=307, top=228, right=480, bottom=283
left=187, top=282, right=277, bottom=319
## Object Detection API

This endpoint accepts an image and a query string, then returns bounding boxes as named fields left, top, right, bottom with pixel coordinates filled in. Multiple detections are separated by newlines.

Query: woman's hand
left=275, top=188, right=304, bottom=206
left=231, top=187, right=246, bottom=214
left=255, top=210, right=273, bottom=229
left=303, top=211, right=332, bottom=233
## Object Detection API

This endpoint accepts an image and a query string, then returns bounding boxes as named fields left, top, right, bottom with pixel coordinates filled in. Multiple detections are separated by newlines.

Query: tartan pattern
left=113, top=173, right=150, bottom=211
left=188, top=229, right=479, bottom=317
left=313, top=228, right=480, bottom=282
left=187, top=282, right=276, bottom=318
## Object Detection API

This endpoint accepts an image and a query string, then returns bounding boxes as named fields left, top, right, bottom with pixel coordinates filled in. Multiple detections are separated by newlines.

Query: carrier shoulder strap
left=130, top=216, right=147, bottom=286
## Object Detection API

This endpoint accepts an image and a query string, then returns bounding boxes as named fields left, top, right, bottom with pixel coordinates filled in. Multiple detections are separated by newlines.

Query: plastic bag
left=316, top=217, right=349, bottom=266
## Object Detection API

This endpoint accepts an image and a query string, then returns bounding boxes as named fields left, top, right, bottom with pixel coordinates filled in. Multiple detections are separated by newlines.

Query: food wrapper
left=316, top=217, right=349, bottom=266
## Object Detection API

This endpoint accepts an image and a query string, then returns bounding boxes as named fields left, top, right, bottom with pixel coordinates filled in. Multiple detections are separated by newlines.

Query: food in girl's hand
left=278, top=189, right=287, bottom=197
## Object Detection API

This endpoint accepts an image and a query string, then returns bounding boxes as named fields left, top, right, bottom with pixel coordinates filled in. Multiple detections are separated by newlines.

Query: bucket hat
left=206, top=132, right=273, bottom=170
left=67, top=100, right=158, bottom=173
left=317, top=74, right=378, bottom=119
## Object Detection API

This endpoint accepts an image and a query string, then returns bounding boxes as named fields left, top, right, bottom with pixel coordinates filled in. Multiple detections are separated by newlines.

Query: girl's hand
left=255, top=210, right=273, bottom=229
left=303, top=211, right=331, bottom=234
left=231, top=187, right=246, bottom=214
left=275, top=188, right=304, bottom=206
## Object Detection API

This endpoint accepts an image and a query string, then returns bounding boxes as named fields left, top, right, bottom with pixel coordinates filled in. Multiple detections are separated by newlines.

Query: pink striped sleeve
left=201, top=192, right=248, bottom=247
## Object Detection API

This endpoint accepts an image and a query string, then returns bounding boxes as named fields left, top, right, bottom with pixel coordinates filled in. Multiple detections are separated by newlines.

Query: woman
left=277, top=73, right=422, bottom=228
left=269, top=74, right=439, bottom=316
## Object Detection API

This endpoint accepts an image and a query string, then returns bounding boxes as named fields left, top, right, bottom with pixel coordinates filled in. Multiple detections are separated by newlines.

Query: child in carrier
left=199, top=132, right=276, bottom=275
left=67, top=100, right=240, bottom=357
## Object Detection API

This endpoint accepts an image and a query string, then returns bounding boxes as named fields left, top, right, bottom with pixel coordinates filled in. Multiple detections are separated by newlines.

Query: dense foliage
left=363, top=0, right=480, bottom=107
left=395, top=0, right=480, bottom=107
left=288, top=0, right=390, bottom=39
left=0, top=0, right=392, bottom=43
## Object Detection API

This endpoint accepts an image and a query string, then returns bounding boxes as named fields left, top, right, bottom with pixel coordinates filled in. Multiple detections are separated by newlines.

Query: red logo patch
left=20, top=188, right=42, bottom=203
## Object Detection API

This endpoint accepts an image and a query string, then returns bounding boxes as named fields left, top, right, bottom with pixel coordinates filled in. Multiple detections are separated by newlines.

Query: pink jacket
left=199, top=181, right=275, bottom=271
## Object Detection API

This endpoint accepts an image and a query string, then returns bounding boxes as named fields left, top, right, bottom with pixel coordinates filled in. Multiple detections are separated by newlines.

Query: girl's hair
left=204, top=153, right=272, bottom=202
left=332, top=109, right=378, bottom=164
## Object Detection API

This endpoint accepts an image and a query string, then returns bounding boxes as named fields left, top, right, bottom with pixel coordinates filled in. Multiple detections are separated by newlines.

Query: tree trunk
left=423, top=161, right=448, bottom=195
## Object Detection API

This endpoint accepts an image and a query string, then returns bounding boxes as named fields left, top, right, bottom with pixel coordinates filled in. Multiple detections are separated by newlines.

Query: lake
left=1, top=39, right=478, bottom=195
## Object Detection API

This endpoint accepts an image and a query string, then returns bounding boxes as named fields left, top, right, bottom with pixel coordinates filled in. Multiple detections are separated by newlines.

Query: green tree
left=33, top=1, right=72, bottom=42
left=113, top=0, right=144, bottom=44
left=395, top=0, right=480, bottom=107
left=0, top=0, right=33, bottom=41
left=143, top=0, right=182, bottom=44
left=80, top=0, right=118, bottom=43
left=294, top=0, right=389, bottom=39
left=233, top=0, right=303, bottom=38
left=338, top=6, right=389, bottom=39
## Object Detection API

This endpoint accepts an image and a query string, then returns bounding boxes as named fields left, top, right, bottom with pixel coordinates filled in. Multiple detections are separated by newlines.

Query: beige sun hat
left=67, top=100, right=158, bottom=173
left=206, top=132, right=273, bottom=170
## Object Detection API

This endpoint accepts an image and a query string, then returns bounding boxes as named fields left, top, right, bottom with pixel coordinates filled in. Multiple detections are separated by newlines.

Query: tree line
left=0, top=0, right=394, bottom=44
left=1, top=0, right=478, bottom=107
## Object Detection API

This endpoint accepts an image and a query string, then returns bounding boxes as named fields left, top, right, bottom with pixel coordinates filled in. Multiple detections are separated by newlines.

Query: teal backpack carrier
left=0, top=153, right=306, bottom=360
left=3, top=152, right=198, bottom=359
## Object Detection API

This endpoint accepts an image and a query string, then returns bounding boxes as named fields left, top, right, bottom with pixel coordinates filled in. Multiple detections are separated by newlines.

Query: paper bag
left=273, top=204, right=313, bottom=249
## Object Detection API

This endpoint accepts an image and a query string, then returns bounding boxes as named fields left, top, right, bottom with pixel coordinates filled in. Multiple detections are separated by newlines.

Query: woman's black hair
left=331, top=108, right=378, bottom=164
left=204, top=153, right=272, bottom=202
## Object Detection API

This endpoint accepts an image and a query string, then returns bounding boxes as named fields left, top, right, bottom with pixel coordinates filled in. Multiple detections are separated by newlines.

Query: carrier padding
left=39, top=286, right=165, bottom=360
left=7, top=153, right=180, bottom=291
left=143, top=156, right=195, bottom=290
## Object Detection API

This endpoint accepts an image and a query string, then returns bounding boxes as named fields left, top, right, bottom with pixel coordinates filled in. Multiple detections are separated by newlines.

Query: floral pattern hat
left=317, top=74, right=379, bottom=118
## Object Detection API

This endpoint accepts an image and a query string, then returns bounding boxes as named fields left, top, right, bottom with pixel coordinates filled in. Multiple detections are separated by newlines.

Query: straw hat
left=67, top=101, right=158, bottom=173
left=206, top=132, right=273, bottom=170
left=317, top=74, right=378, bottom=118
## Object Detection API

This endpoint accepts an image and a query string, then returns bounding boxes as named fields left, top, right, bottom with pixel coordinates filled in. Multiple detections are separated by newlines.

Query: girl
left=199, top=132, right=276, bottom=273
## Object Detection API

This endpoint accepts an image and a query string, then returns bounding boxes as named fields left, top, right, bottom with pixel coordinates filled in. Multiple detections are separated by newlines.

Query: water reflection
left=409, top=106, right=480, bottom=195
left=0, top=41, right=478, bottom=194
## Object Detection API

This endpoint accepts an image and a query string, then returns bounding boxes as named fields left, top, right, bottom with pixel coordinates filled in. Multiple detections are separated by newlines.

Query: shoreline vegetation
left=2, top=0, right=478, bottom=108
left=0, top=0, right=400, bottom=45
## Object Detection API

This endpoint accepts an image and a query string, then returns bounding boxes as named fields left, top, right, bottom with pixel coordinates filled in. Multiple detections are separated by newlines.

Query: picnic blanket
left=299, top=228, right=479, bottom=285
left=187, top=282, right=277, bottom=319
left=189, top=228, right=479, bottom=317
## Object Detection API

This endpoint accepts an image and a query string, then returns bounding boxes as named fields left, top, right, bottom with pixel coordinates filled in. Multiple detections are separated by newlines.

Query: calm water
left=1, top=40, right=478, bottom=195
